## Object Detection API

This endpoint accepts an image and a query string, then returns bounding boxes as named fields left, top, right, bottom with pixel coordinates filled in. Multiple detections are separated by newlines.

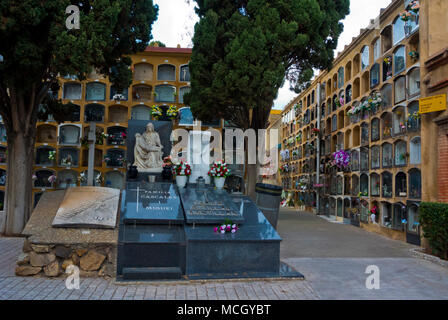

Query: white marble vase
left=176, top=175, right=188, bottom=188
left=214, top=177, right=225, bottom=190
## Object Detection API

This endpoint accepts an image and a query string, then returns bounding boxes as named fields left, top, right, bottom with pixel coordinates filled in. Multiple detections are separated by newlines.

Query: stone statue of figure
left=133, top=123, right=163, bottom=172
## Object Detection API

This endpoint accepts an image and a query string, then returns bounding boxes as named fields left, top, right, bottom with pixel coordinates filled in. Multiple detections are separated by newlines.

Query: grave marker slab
left=52, top=187, right=120, bottom=229
left=122, top=181, right=184, bottom=224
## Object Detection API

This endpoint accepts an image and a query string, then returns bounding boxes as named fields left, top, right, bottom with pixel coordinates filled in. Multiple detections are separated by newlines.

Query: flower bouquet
left=172, top=160, right=191, bottom=188
left=48, top=150, right=56, bottom=161
left=151, top=105, right=163, bottom=120
left=208, top=160, right=230, bottom=189
left=167, top=105, right=178, bottom=119
left=214, top=220, right=238, bottom=234
left=332, top=150, right=350, bottom=170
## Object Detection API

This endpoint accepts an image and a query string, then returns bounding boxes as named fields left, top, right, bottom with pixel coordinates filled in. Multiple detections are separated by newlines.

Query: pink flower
left=214, top=227, right=218, bottom=233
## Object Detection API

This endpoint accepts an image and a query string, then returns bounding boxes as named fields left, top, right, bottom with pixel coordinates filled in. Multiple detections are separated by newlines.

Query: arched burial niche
left=134, top=63, right=154, bottom=81
left=107, top=126, right=127, bottom=146
left=57, top=169, right=78, bottom=189
left=58, top=124, right=81, bottom=145
left=36, top=124, right=57, bottom=143
left=84, top=104, right=105, bottom=123
left=108, top=105, right=128, bottom=123
left=35, top=146, right=56, bottom=166
left=131, top=105, right=151, bottom=120
left=157, top=64, right=176, bottom=81
left=34, top=170, right=55, bottom=188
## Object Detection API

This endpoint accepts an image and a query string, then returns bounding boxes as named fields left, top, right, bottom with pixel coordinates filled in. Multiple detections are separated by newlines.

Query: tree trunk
left=2, top=132, right=35, bottom=235
left=246, top=163, right=259, bottom=200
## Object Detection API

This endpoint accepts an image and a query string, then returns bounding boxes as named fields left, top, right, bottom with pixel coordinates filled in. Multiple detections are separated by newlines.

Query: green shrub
left=419, top=202, right=448, bottom=260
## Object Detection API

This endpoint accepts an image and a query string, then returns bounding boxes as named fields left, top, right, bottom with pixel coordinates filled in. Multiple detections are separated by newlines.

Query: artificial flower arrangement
left=400, top=11, right=412, bottom=22
left=358, top=191, right=368, bottom=198
left=95, top=172, right=103, bottom=185
left=162, top=156, right=173, bottom=168
left=279, top=164, right=289, bottom=174
left=214, top=219, right=238, bottom=234
left=295, top=132, right=302, bottom=142
left=166, top=105, right=178, bottom=119
left=347, top=92, right=382, bottom=116
left=151, top=105, right=163, bottom=120
left=408, top=111, right=421, bottom=121
left=172, top=160, right=192, bottom=176
left=78, top=172, right=87, bottom=184
left=332, top=150, right=350, bottom=169
left=48, top=150, right=56, bottom=161
left=339, top=94, right=345, bottom=106
left=334, top=97, right=341, bottom=109
left=96, top=132, right=108, bottom=145
left=48, top=174, right=57, bottom=184
left=287, top=137, right=294, bottom=146
left=311, top=128, right=320, bottom=136
left=208, top=160, right=231, bottom=178
left=409, top=51, right=419, bottom=61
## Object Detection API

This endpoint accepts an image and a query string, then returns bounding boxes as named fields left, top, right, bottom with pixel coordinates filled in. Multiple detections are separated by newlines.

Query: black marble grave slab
left=184, top=195, right=283, bottom=277
left=122, top=182, right=184, bottom=224
left=178, top=188, right=245, bottom=224
left=117, top=224, right=186, bottom=276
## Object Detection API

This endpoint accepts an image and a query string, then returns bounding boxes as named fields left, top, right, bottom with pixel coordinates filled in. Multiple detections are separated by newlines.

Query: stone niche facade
left=16, top=239, right=116, bottom=278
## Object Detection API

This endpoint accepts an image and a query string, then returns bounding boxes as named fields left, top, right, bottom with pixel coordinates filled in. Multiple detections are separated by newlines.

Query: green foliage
left=186, top=0, right=350, bottom=130
left=0, top=0, right=158, bottom=125
left=149, top=41, right=167, bottom=47
left=419, top=202, right=448, bottom=260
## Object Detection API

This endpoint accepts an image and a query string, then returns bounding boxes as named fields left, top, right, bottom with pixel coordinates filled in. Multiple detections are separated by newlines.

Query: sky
left=151, top=0, right=393, bottom=109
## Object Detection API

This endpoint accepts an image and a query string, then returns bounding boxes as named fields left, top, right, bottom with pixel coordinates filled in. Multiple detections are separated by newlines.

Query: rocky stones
left=22, top=239, right=33, bottom=253
left=76, top=249, right=88, bottom=257
left=98, top=264, right=114, bottom=278
left=70, top=253, right=80, bottom=266
left=29, top=252, right=56, bottom=267
left=15, top=266, right=42, bottom=276
left=17, top=253, right=30, bottom=266
left=61, top=259, right=74, bottom=271
left=16, top=238, right=114, bottom=279
left=30, top=244, right=51, bottom=253
left=80, top=250, right=106, bottom=271
left=44, top=261, right=60, bottom=277
left=54, top=245, right=72, bottom=259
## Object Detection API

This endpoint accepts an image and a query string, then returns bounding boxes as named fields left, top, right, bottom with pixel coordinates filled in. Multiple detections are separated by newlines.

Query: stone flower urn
left=176, top=175, right=188, bottom=188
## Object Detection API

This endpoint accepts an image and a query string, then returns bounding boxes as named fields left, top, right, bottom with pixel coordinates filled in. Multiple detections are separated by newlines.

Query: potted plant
left=172, top=160, right=191, bottom=188
left=208, top=160, right=230, bottom=190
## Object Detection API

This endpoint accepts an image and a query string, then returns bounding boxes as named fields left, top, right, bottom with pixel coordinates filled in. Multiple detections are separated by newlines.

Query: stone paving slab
left=285, top=257, right=448, bottom=300
left=0, top=237, right=318, bottom=300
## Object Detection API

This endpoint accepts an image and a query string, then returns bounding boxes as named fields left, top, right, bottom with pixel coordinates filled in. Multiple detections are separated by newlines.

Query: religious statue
left=133, top=123, right=164, bottom=172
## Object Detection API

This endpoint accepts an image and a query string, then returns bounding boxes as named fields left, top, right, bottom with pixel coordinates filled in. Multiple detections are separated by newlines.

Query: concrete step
left=122, top=267, right=182, bottom=280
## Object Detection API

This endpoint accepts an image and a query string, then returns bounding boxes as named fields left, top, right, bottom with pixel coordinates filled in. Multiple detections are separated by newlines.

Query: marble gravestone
left=122, top=181, right=184, bottom=224
left=52, top=187, right=120, bottom=229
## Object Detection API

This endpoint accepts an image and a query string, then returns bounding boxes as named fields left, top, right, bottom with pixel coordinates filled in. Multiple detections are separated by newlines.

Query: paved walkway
left=1, top=209, right=448, bottom=300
